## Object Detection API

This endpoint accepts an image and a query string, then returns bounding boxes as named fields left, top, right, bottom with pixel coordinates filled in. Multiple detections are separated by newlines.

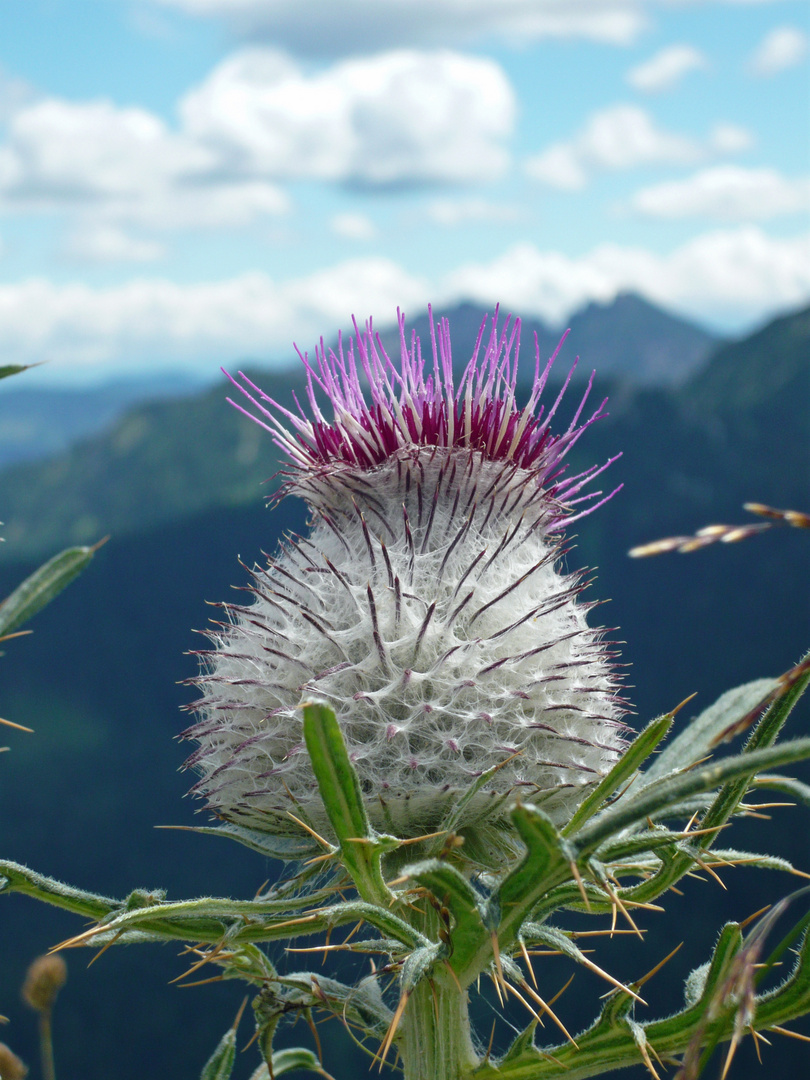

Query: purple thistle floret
left=228, top=307, right=619, bottom=525
left=185, top=308, right=628, bottom=864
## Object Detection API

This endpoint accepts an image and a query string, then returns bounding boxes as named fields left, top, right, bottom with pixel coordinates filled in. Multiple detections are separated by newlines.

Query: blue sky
left=0, top=0, right=807, bottom=383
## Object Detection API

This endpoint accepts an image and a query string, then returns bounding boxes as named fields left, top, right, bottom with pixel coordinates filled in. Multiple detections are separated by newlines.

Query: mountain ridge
left=0, top=299, right=803, bottom=567
left=0, top=291, right=718, bottom=472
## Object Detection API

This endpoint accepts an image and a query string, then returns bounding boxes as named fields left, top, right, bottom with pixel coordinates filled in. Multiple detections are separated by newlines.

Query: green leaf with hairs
left=0, top=364, right=35, bottom=381
left=405, top=859, right=487, bottom=973
left=575, top=738, right=810, bottom=856
left=640, top=678, right=776, bottom=785
left=0, top=542, right=103, bottom=637
left=563, top=712, right=673, bottom=835
left=455, top=804, right=573, bottom=986
left=302, top=700, right=392, bottom=905
left=199, top=1007, right=244, bottom=1080
left=269, top=1048, right=329, bottom=1076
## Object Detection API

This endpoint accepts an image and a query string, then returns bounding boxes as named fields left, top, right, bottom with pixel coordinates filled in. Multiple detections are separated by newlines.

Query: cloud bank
left=525, top=105, right=750, bottom=189
left=2, top=228, right=806, bottom=375
left=0, top=47, right=515, bottom=256
left=152, top=0, right=647, bottom=55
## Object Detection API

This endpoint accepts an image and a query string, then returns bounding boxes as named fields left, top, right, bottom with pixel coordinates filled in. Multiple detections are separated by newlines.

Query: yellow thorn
left=635, top=943, right=683, bottom=989
left=286, top=812, right=333, bottom=851
left=483, top=1018, right=497, bottom=1064
left=375, top=991, right=408, bottom=1072
left=519, top=938, right=538, bottom=988
left=770, top=1025, right=810, bottom=1043
left=719, top=1028, right=741, bottom=1080
left=548, top=973, right=575, bottom=1008
left=86, top=929, right=124, bottom=968
left=490, top=970, right=505, bottom=1008
left=177, top=974, right=226, bottom=988
left=636, top=1036, right=661, bottom=1080
left=0, top=715, right=34, bottom=732
left=520, top=980, right=578, bottom=1046
left=569, top=861, right=591, bottom=910
left=738, top=905, right=771, bottom=930
left=668, top=692, right=698, bottom=718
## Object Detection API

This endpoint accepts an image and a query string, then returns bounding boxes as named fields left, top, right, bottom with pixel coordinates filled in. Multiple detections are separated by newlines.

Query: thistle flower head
left=185, top=309, right=627, bottom=864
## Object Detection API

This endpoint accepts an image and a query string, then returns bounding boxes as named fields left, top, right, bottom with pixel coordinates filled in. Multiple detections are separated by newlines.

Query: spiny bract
left=184, top=309, right=628, bottom=859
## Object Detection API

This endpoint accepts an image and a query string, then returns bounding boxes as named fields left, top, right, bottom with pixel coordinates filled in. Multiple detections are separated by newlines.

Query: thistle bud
left=0, top=1042, right=27, bottom=1080
left=185, top=310, right=627, bottom=860
left=21, top=955, right=67, bottom=1014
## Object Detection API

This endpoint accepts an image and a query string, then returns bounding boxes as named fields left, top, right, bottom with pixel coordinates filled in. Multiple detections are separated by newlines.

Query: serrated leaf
left=199, top=1028, right=237, bottom=1080
left=0, top=363, right=35, bottom=381
left=250, top=1049, right=329, bottom=1079
left=641, top=679, right=776, bottom=785
left=564, top=713, right=673, bottom=835
left=575, top=738, right=810, bottom=856
left=172, top=822, right=318, bottom=860
left=269, top=1048, right=327, bottom=1076
left=0, top=543, right=101, bottom=636
left=302, top=700, right=391, bottom=905
left=752, top=773, right=810, bottom=805
left=405, top=859, right=487, bottom=972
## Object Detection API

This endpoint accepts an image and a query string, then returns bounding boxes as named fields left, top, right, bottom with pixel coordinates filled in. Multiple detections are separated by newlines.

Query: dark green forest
left=0, top=301, right=807, bottom=1079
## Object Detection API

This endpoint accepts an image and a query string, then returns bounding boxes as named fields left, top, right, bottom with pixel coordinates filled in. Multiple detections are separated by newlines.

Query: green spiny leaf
left=0, top=859, right=118, bottom=920
left=452, top=805, right=573, bottom=986
left=268, top=1048, right=330, bottom=1077
left=302, top=700, right=392, bottom=905
left=500, top=1019, right=539, bottom=1064
left=745, top=652, right=810, bottom=754
left=575, top=738, right=810, bottom=856
left=752, top=774, right=810, bottom=805
left=401, top=943, right=445, bottom=994
left=199, top=1028, right=236, bottom=1080
left=0, top=542, right=103, bottom=637
left=199, top=1001, right=247, bottom=1080
left=0, top=363, right=36, bottom=381
left=405, top=859, right=487, bottom=973
left=641, top=679, right=776, bottom=786
left=564, top=713, right=673, bottom=835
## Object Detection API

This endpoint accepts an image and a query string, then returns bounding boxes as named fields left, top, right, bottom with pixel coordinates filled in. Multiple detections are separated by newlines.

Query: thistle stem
left=39, top=1009, right=56, bottom=1080
left=399, top=967, right=478, bottom=1080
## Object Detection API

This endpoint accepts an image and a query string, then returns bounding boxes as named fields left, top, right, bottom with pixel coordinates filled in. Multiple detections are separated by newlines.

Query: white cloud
left=0, top=65, right=34, bottom=122
left=631, top=167, right=810, bottom=220
left=0, top=94, right=290, bottom=231
left=525, top=105, right=707, bottom=189
left=330, top=212, right=377, bottom=240
left=426, top=198, right=520, bottom=227
left=749, top=26, right=808, bottom=76
left=152, top=1, right=647, bottom=55
left=1, top=229, right=806, bottom=373
left=443, top=227, right=810, bottom=326
left=708, top=123, right=753, bottom=154
left=0, top=97, right=209, bottom=204
left=626, top=44, right=707, bottom=92
left=0, top=259, right=428, bottom=371
left=180, top=48, right=515, bottom=185
left=0, top=46, right=513, bottom=244
left=64, top=225, right=166, bottom=263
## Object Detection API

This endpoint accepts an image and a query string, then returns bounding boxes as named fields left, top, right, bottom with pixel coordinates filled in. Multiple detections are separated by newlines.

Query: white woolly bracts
left=183, top=309, right=628, bottom=860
